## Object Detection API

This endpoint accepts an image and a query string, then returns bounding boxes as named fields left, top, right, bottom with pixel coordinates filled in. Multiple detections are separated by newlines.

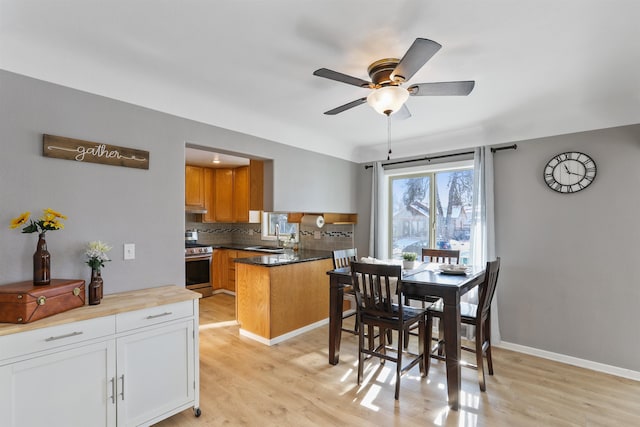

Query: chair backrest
left=350, top=262, right=402, bottom=320
left=422, top=248, right=460, bottom=264
left=332, top=248, right=358, bottom=269
left=476, top=258, right=501, bottom=324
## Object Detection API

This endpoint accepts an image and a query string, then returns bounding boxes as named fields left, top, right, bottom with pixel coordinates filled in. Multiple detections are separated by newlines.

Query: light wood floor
left=155, top=294, right=640, bottom=426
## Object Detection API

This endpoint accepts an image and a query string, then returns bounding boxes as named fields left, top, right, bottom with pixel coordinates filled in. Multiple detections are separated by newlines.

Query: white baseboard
left=239, top=318, right=329, bottom=346
left=497, top=341, right=640, bottom=381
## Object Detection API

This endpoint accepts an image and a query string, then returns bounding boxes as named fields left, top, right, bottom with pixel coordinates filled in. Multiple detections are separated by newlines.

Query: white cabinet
left=0, top=340, right=116, bottom=427
left=0, top=293, right=200, bottom=427
left=116, top=319, right=195, bottom=426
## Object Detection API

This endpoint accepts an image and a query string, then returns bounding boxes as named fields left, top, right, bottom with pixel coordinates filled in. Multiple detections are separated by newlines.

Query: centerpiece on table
left=10, top=208, right=67, bottom=286
left=402, top=252, right=419, bottom=270
left=85, top=241, right=111, bottom=305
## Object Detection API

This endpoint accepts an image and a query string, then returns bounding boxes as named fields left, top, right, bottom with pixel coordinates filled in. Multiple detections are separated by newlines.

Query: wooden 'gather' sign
left=43, top=134, right=149, bottom=170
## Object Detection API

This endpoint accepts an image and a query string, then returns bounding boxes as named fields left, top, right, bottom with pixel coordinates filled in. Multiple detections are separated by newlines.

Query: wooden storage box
left=0, top=279, right=85, bottom=324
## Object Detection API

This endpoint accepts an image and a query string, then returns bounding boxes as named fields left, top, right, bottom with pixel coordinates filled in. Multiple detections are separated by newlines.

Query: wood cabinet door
left=249, top=160, right=264, bottom=211
left=202, top=168, right=216, bottom=223
left=224, top=250, right=238, bottom=292
left=212, top=249, right=225, bottom=289
left=185, top=166, right=204, bottom=208
left=215, top=169, right=234, bottom=222
left=233, top=166, right=249, bottom=222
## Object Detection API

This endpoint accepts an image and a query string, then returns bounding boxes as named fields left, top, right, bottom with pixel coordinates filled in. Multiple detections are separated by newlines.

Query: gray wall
left=0, top=70, right=359, bottom=294
left=355, top=124, right=640, bottom=372
left=494, top=125, right=640, bottom=372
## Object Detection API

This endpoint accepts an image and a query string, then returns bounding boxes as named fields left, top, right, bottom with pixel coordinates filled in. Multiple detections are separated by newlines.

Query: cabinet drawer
left=116, top=301, right=193, bottom=332
left=0, top=316, right=115, bottom=362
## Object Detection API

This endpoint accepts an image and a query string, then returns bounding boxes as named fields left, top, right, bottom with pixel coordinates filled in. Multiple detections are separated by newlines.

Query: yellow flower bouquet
left=10, top=208, right=67, bottom=286
left=10, top=208, right=67, bottom=234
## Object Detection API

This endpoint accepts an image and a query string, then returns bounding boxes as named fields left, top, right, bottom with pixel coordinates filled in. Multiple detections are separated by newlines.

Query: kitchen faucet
left=275, top=224, right=280, bottom=247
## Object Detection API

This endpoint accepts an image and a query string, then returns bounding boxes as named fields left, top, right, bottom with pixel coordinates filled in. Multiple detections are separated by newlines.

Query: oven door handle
left=186, top=254, right=212, bottom=262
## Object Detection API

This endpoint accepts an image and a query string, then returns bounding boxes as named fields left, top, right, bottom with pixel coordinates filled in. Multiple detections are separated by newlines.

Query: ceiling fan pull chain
left=387, top=113, right=392, bottom=160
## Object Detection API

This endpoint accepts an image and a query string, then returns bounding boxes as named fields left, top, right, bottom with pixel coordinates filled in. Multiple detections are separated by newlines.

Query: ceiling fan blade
left=324, top=97, right=368, bottom=115
left=408, top=81, right=476, bottom=96
left=313, top=68, right=372, bottom=88
left=392, top=104, right=411, bottom=120
left=391, top=38, right=442, bottom=82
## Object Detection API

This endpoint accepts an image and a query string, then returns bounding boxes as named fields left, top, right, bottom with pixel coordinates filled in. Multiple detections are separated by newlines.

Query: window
left=389, top=163, right=473, bottom=263
left=261, top=212, right=299, bottom=242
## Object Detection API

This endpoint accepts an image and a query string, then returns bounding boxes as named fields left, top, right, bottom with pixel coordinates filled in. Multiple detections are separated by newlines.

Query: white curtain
left=470, top=146, right=500, bottom=343
left=369, top=161, right=387, bottom=258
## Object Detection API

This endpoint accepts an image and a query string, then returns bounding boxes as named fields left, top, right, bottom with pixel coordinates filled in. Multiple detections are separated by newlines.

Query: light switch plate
left=124, top=243, right=135, bottom=260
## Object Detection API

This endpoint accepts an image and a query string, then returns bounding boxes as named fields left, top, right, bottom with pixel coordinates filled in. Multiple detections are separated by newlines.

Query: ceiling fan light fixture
left=366, top=85, right=409, bottom=115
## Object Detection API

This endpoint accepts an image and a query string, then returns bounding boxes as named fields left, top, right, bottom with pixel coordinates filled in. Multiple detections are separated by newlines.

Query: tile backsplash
left=185, top=218, right=354, bottom=251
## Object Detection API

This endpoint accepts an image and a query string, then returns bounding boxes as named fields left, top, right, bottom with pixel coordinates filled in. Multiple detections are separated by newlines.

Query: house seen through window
left=389, top=164, right=473, bottom=263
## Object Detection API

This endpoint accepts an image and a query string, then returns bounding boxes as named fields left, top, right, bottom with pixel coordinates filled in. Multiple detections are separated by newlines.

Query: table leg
left=328, top=276, right=344, bottom=365
left=442, top=292, right=462, bottom=410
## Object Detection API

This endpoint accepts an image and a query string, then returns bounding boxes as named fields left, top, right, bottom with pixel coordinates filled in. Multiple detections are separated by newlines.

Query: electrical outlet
left=314, top=231, right=321, bottom=240
left=124, top=243, right=135, bottom=260
left=248, top=229, right=254, bottom=236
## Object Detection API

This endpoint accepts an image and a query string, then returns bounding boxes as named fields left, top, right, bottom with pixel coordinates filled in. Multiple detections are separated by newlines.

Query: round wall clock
left=543, top=151, right=597, bottom=194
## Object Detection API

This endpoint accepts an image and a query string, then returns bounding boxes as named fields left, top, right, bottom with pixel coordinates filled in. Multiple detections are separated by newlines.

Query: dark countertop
left=210, top=243, right=259, bottom=251
left=234, top=249, right=332, bottom=267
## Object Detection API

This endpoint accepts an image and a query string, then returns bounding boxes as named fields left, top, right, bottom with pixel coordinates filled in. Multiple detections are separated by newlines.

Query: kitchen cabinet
left=185, top=166, right=205, bottom=208
left=233, top=160, right=264, bottom=222
left=115, top=315, right=195, bottom=426
left=202, top=168, right=216, bottom=223
left=212, top=248, right=225, bottom=290
left=213, top=249, right=264, bottom=293
left=215, top=169, right=234, bottom=222
left=236, top=257, right=334, bottom=344
left=0, top=287, right=200, bottom=427
left=196, top=160, right=263, bottom=224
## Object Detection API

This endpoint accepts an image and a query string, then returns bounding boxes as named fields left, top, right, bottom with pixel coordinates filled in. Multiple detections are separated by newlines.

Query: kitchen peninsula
left=234, top=250, right=333, bottom=345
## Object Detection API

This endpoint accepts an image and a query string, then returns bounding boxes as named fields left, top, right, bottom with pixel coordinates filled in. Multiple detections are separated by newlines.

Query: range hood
left=185, top=205, right=207, bottom=214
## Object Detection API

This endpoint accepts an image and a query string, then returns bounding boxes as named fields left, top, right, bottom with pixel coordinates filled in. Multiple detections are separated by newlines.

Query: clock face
left=544, top=151, right=596, bottom=193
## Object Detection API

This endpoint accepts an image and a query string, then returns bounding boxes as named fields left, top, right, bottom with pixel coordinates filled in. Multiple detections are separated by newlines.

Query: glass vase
left=89, top=268, right=103, bottom=305
left=33, top=233, right=51, bottom=286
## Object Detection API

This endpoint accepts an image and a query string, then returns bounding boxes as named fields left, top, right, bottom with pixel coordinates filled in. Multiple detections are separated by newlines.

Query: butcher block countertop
left=0, top=285, right=200, bottom=337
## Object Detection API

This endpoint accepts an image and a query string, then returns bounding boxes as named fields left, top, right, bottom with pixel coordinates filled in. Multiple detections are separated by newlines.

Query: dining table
left=326, top=262, right=485, bottom=411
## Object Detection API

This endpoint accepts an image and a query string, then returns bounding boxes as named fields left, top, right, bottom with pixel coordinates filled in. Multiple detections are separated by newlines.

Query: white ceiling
left=2, top=1, right=640, bottom=163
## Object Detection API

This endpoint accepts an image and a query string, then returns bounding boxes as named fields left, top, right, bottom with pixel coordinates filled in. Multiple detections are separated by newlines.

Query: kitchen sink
left=244, top=245, right=285, bottom=253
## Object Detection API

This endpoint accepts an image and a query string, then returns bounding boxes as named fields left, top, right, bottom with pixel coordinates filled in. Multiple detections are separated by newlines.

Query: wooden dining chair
left=404, top=248, right=463, bottom=349
left=426, top=257, right=501, bottom=391
left=350, top=262, right=428, bottom=400
left=421, top=248, right=460, bottom=264
left=332, top=249, right=358, bottom=334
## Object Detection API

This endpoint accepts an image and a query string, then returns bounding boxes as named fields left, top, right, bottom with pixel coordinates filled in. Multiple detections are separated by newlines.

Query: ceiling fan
left=313, top=38, right=475, bottom=119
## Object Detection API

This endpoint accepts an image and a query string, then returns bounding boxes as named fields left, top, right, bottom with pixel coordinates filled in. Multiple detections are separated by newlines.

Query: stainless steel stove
left=185, top=241, right=213, bottom=297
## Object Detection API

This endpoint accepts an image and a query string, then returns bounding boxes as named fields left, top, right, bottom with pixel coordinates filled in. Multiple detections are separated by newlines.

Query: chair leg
left=395, top=324, right=403, bottom=400
left=425, top=315, right=432, bottom=375
left=368, top=325, right=375, bottom=352
left=437, top=318, right=445, bottom=356
left=476, top=324, right=486, bottom=392
left=418, top=318, right=426, bottom=377
left=380, top=327, right=387, bottom=364
left=485, top=315, right=494, bottom=375
left=357, top=316, right=364, bottom=386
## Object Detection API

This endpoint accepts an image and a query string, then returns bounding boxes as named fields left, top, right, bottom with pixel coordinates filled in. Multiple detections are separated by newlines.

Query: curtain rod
left=363, top=144, right=517, bottom=169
